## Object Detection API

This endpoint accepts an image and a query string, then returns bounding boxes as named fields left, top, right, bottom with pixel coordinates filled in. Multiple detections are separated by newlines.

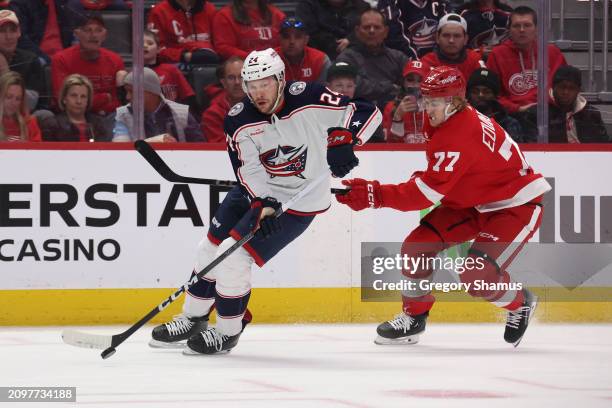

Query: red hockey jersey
left=379, top=105, right=551, bottom=212
left=150, top=63, right=195, bottom=102
left=420, top=48, right=484, bottom=85
left=486, top=39, right=567, bottom=113
left=147, top=0, right=217, bottom=63
left=276, top=46, right=329, bottom=82
left=201, top=90, right=230, bottom=143
left=382, top=100, right=426, bottom=143
left=212, top=5, right=285, bottom=60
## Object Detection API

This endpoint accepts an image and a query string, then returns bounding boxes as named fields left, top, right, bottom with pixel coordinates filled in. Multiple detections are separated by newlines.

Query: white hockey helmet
left=241, top=48, right=286, bottom=112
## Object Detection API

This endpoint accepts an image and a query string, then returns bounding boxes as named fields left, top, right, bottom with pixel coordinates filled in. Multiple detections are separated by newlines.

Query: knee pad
left=194, top=237, right=219, bottom=280
left=214, top=238, right=254, bottom=297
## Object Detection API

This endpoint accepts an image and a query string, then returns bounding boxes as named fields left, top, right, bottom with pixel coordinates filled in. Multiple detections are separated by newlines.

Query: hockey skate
left=183, top=315, right=251, bottom=355
left=149, top=314, right=209, bottom=348
left=374, top=312, right=428, bottom=345
left=504, top=289, right=538, bottom=347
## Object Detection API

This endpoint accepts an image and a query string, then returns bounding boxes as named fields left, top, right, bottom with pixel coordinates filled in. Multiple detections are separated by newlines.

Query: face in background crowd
left=143, top=33, right=160, bottom=65
left=280, top=29, right=308, bottom=61
left=75, top=20, right=107, bottom=54
left=356, top=11, right=388, bottom=51
left=220, top=59, right=246, bottom=104
left=553, top=80, right=580, bottom=110
left=246, top=76, right=281, bottom=115
left=63, top=84, right=90, bottom=119
left=3, top=83, right=23, bottom=117
left=0, top=22, right=20, bottom=56
left=437, top=25, right=467, bottom=59
left=327, top=76, right=356, bottom=99
left=509, top=13, right=537, bottom=49
left=124, top=84, right=162, bottom=114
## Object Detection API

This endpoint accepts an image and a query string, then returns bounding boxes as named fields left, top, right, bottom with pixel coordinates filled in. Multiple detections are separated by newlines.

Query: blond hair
left=0, top=71, right=28, bottom=141
left=59, top=74, right=94, bottom=112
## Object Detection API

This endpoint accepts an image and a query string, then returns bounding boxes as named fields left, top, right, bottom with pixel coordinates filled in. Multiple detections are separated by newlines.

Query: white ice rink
left=1, top=323, right=611, bottom=408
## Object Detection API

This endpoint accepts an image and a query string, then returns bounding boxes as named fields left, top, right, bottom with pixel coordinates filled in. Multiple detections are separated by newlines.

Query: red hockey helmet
left=420, top=66, right=466, bottom=98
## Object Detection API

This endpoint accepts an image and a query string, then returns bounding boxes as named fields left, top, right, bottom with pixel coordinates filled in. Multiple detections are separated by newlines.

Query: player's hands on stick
left=326, top=127, right=359, bottom=178
left=335, top=178, right=382, bottom=211
left=248, top=197, right=282, bottom=238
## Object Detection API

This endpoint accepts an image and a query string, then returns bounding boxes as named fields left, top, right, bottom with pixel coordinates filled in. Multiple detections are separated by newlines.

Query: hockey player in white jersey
left=150, top=48, right=382, bottom=354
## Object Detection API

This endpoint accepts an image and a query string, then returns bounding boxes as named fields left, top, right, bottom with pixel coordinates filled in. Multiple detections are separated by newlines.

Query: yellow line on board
left=0, top=288, right=611, bottom=325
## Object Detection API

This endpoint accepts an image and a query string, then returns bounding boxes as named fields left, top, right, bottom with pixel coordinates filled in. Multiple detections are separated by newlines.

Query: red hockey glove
left=326, top=127, right=359, bottom=178
left=247, top=197, right=282, bottom=239
left=335, top=178, right=382, bottom=211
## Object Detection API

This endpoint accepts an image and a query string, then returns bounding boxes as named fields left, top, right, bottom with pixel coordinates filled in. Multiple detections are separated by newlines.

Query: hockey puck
left=101, top=347, right=116, bottom=359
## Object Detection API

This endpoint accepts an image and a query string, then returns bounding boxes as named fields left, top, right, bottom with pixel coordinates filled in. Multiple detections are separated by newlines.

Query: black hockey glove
left=326, top=127, right=359, bottom=178
left=248, top=197, right=282, bottom=239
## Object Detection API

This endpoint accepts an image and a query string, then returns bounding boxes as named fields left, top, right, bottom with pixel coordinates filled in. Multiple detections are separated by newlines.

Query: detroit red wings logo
left=260, top=145, right=308, bottom=178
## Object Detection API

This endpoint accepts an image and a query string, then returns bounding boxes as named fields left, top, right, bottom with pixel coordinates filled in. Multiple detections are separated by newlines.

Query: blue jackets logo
left=260, top=145, right=308, bottom=178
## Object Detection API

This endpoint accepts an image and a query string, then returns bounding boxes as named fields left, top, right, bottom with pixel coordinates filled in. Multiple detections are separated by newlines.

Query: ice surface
left=1, top=323, right=611, bottom=407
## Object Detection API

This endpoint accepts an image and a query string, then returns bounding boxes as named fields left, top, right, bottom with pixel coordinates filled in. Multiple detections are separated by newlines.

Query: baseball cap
left=326, top=62, right=358, bottom=81
left=437, top=13, right=467, bottom=33
left=124, top=67, right=162, bottom=96
left=553, top=65, right=582, bottom=87
left=75, top=11, right=106, bottom=28
left=403, top=60, right=430, bottom=79
left=0, top=10, right=19, bottom=27
left=467, top=68, right=501, bottom=96
left=280, top=17, right=306, bottom=33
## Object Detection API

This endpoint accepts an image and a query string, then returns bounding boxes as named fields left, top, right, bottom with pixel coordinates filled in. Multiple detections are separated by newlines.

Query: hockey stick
left=134, top=140, right=350, bottom=194
left=61, top=171, right=330, bottom=359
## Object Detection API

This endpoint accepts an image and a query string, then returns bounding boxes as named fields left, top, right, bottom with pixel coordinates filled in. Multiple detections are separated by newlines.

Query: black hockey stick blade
left=135, top=140, right=238, bottom=187
left=330, top=188, right=350, bottom=195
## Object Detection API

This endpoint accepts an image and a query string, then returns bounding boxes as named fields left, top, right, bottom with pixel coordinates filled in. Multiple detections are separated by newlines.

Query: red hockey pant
left=401, top=199, right=543, bottom=315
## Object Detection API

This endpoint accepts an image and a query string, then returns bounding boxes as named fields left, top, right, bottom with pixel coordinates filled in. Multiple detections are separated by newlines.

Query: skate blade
left=513, top=296, right=538, bottom=348
left=374, top=335, right=419, bottom=345
left=182, top=348, right=231, bottom=356
left=148, top=339, right=187, bottom=349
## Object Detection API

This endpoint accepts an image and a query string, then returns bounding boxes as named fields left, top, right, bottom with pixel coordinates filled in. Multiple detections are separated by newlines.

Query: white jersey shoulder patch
left=289, top=81, right=307, bottom=95
left=228, top=102, right=244, bottom=117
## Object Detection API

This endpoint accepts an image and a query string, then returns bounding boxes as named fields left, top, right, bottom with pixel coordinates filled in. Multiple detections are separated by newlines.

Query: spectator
left=147, top=0, right=218, bottom=65
left=0, top=10, right=47, bottom=110
left=113, top=67, right=204, bottom=143
left=40, top=74, right=110, bottom=141
left=51, top=12, right=126, bottom=117
left=336, top=9, right=409, bottom=108
left=376, top=0, right=449, bottom=58
left=276, top=17, right=330, bottom=83
left=467, top=67, right=526, bottom=142
left=296, top=0, right=369, bottom=61
left=459, top=0, right=512, bottom=58
left=524, top=65, right=608, bottom=143
left=143, top=30, right=196, bottom=108
left=212, top=0, right=285, bottom=60
left=9, top=0, right=85, bottom=64
left=326, top=61, right=357, bottom=98
left=382, top=60, right=429, bottom=143
left=486, top=6, right=566, bottom=114
left=0, top=71, right=41, bottom=142
left=201, top=56, right=245, bottom=143
left=421, top=13, right=484, bottom=82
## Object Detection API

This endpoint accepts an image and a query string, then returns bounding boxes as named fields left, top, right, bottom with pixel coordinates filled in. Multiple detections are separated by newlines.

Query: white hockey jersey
left=224, top=81, right=383, bottom=215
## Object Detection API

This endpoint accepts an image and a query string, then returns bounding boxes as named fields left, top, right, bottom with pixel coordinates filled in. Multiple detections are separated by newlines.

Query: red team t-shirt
left=276, top=46, right=329, bottom=82
left=420, top=49, right=485, bottom=86
left=51, top=46, right=125, bottom=115
left=212, top=5, right=285, bottom=60
left=378, top=106, right=550, bottom=212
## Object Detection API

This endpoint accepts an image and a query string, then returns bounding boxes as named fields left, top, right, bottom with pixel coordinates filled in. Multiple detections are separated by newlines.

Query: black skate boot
left=183, top=314, right=251, bottom=355
left=504, top=289, right=538, bottom=347
left=149, top=314, right=209, bottom=348
left=375, top=312, right=428, bottom=345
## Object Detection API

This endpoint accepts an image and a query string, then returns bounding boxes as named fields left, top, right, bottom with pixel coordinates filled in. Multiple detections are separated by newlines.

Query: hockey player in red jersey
left=336, top=66, right=551, bottom=347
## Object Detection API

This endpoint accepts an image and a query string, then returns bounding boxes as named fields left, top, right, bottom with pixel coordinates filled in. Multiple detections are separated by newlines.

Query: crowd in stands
left=0, top=0, right=608, bottom=144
